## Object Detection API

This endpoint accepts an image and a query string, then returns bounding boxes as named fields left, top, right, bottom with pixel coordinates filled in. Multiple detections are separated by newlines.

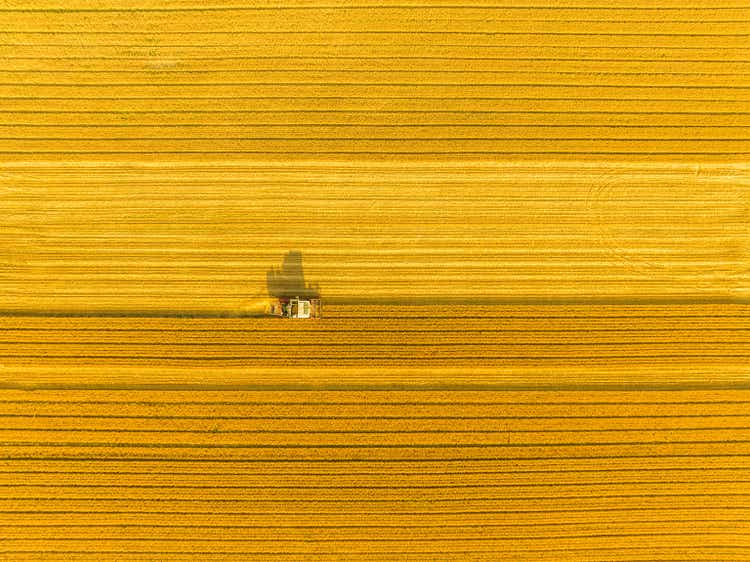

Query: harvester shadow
left=266, top=250, right=320, bottom=299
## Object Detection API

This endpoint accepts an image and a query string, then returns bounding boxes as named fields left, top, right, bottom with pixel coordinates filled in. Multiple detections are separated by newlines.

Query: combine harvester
left=240, top=251, right=321, bottom=318
left=240, top=296, right=321, bottom=319
left=268, top=296, right=322, bottom=319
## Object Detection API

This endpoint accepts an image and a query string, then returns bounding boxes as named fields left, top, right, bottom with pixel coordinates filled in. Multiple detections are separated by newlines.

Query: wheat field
left=1, top=1, right=750, bottom=560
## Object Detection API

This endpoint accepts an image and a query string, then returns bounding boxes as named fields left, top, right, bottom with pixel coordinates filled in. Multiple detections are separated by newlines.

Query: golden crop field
left=1, top=0, right=749, bottom=560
